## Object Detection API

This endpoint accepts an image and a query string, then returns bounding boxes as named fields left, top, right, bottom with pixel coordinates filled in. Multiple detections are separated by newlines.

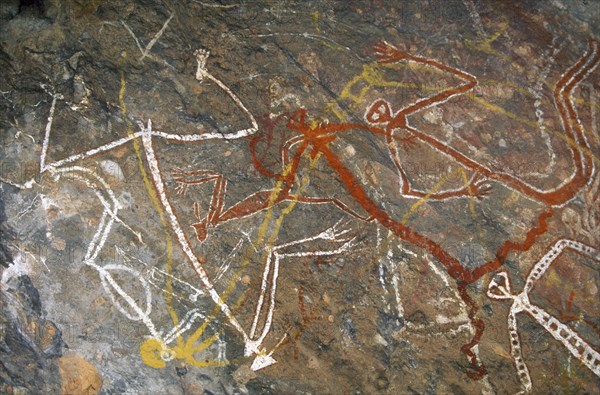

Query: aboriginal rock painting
left=1, top=1, right=599, bottom=394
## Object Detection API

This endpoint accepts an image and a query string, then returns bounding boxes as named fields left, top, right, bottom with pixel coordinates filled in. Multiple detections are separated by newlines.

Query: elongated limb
left=550, top=40, right=599, bottom=202
left=287, top=107, right=487, bottom=203
left=396, top=172, right=492, bottom=200
left=367, top=97, right=497, bottom=200
left=525, top=302, right=600, bottom=377
left=392, top=155, right=492, bottom=200
left=524, top=239, right=599, bottom=294
left=373, top=41, right=478, bottom=123
left=205, top=186, right=375, bottom=233
left=366, top=99, right=493, bottom=200
left=172, top=165, right=304, bottom=242
left=147, top=265, right=205, bottom=303
left=368, top=41, right=600, bottom=206
left=194, top=49, right=258, bottom=137
left=294, top=195, right=375, bottom=221
left=508, top=310, right=532, bottom=394
left=172, top=169, right=227, bottom=241
left=247, top=219, right=357, bottom=354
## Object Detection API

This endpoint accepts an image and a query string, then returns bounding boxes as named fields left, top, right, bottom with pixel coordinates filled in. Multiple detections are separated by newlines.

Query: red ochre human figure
left=175, top=39, right=600, bottom=244
left=175, top=110, right=492, bottom=243
left=175, top=103, right=495, bottom=378
left=365, top=40, right=600, bottom=207
left=173, top=40, right=598, bottom=379
left=172, top=116, right=378, bottom=242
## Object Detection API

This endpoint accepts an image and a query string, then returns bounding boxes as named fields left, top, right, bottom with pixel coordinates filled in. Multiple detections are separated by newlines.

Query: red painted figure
left=173, top=40, right=598, bottom=379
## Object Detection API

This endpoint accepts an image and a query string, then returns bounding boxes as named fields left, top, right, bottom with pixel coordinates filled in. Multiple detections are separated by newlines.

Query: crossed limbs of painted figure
left=487, top=239, right=600, bottom=393
left=170, top=52, right=363, bottom=368
left=169, top=40, right=600, bottom=373
left=171, top=43, right=516, bottom=243
left=364, top=40, right=599, bottom=207
left=40, top=48, right=343, bottom=368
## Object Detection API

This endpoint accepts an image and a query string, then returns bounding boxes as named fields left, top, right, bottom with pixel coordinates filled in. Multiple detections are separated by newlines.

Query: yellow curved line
left=181, top=147, right=320, bottom=363
left=119, top=58, right=183, bottom=358
left=144, top=26, right=600, bottom=364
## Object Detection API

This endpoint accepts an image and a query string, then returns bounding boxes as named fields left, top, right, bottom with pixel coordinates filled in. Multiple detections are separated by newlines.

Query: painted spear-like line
left=36, top=49, right=262, bottom=362
left=140, top=121, right=254, bottom=349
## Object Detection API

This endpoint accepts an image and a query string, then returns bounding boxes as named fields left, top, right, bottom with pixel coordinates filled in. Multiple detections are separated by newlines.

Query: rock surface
left=59, top=354, right=103, bottom=395
left=1, top=0, right=599, bottom=394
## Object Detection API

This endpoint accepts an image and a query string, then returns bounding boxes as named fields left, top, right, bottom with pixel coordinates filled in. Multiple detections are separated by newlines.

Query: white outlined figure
left=49, top=164, right=176, bottom=360
left=38, top=48, right=360, bottom=369
left=487, top=239, right=600, bottom=393
left=37, top=49, right=264, bottom=364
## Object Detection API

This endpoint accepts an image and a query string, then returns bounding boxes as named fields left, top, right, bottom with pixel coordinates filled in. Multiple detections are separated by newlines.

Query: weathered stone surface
left=1, top=1, right=599, bottom=394
left=58, top=354, right=102, bottom=395
left=1, top=275, right=63, bottom=393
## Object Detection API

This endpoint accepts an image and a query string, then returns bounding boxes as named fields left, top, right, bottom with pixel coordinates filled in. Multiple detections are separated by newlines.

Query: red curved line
left=458, top=284, right=488, bottom=380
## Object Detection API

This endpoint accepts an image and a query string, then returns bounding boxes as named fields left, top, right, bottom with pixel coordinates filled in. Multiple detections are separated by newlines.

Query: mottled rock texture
left=1, top=0, right=599, bottom=394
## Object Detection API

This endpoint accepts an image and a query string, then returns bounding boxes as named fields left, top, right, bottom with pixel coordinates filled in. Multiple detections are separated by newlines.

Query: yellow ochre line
left=327, top=58, right=599, bottom=166
left=469, top=94, right=600, bottom=165
left=400, top=168, right=462, bottom=225
left=362, top=166, right=484, bottom=284
left=119, top=58, right=182, bottom=353
left=182, top=151, right=305, bottom=357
